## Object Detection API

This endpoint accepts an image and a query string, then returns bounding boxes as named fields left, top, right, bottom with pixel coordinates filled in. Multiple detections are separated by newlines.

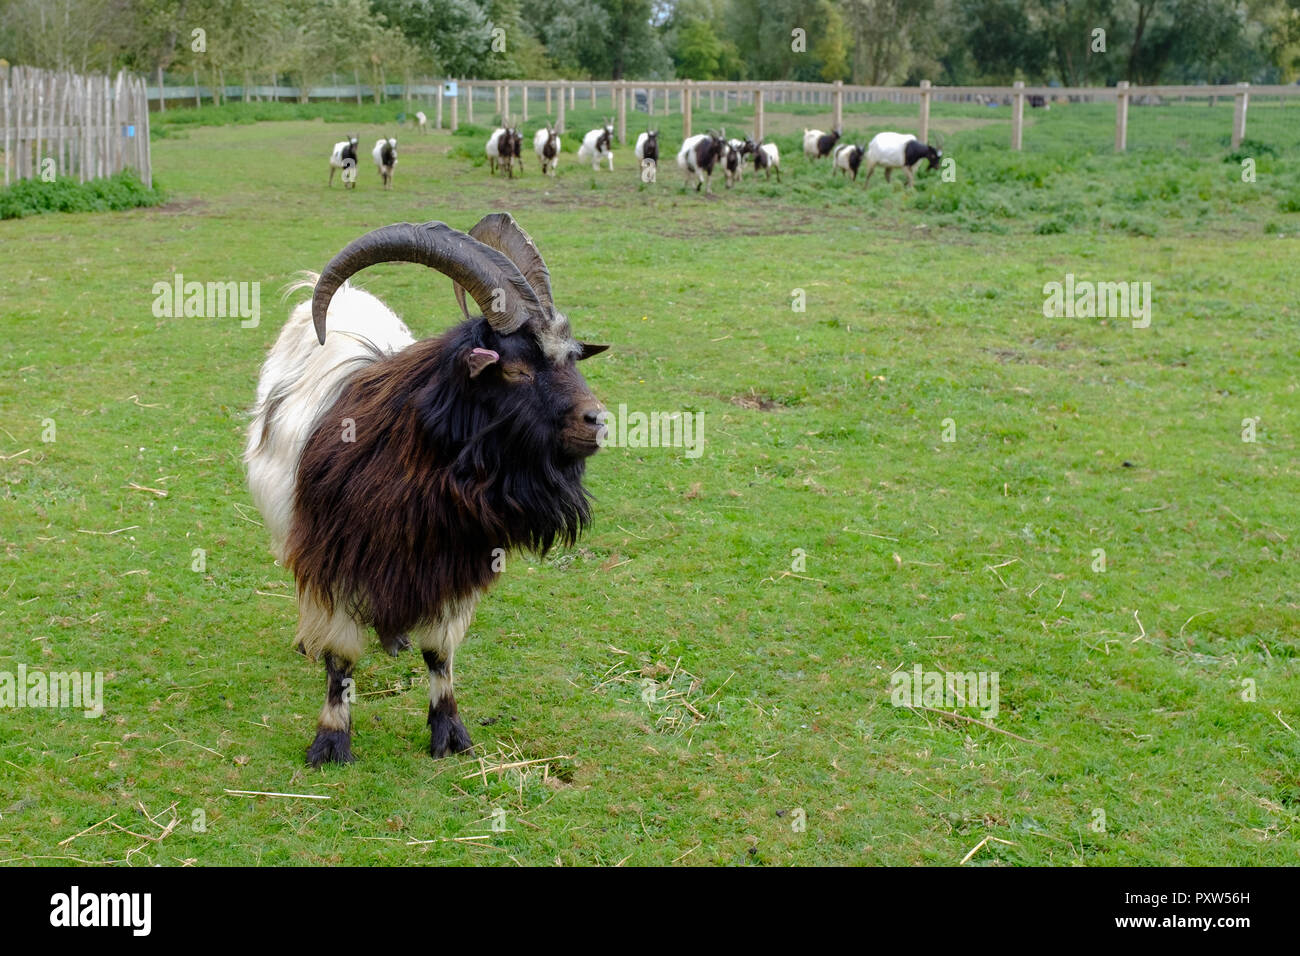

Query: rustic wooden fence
left=1, top=65, right=152, bottom=189
left=149, top=75, right=1296, bottom=153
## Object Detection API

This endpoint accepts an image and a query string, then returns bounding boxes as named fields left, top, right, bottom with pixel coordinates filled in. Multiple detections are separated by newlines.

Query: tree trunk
left=1127, top=1, right=1156, bottom=81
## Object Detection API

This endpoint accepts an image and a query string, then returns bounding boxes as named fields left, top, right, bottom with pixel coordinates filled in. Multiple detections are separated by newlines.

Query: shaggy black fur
left=287, top=316, right=596, bottom=648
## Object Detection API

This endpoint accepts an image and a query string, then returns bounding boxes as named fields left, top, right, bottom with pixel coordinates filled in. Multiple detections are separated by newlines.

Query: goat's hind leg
left=416, top=593, right=480, bottom=758
left=379, top=631, right=411, bottom=655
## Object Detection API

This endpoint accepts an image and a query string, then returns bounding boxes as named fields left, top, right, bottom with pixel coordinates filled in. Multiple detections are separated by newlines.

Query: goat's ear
left=466, top=347, right=500, bottom=378
left=576, top=342, right=609, bottom=361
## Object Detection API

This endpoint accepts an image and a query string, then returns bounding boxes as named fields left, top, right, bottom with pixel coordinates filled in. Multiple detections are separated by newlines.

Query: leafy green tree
left=675, top=17, right=725, bottom=76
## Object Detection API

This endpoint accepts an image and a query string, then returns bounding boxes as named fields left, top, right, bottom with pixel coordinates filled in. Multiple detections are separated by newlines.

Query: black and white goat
left=863, top=131, right=943, bottom=187
left=328, top=135, right=360, bottom=188
left=723, top=134, right=750, bottom=188
left=533, top=124, right=560, bottom=176
left=676, top=130, right=727, bottom=194
left=372, top=137, right=397, bottom=189
left=802, top=127, right=841, bottom=160
left=832, top=142, right=866, bottom=181
left=578, top=120, right=615, bottom=171
left=751, top=140, right=780, bottom=181
left=245, top=214, right=609, bottom=766
left=486, top=126, right=523, bottom=178
left=634, top=129, right=659, bottom=169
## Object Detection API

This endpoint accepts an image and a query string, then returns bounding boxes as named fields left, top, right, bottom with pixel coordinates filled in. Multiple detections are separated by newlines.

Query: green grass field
left=1, top=97, right=1297, bottom=866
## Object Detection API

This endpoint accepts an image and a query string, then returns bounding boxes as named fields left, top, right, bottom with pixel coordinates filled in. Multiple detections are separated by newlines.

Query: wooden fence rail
left=1, top=65, right=152, bottom=189
left=142, top=74, right=1297, bottom=152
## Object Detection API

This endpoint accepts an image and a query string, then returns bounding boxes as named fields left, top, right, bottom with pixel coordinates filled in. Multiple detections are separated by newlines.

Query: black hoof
left=381, top=633, right=412, bottom=656
left=306, top=729, right=353, bottom=767
left=428, top=703, right=473, bottom=758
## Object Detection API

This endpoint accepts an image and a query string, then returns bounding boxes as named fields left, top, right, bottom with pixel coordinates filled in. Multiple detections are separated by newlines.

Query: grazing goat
left=832, top=142, right=866, bottom=181
left=863, top=131, right=943, bottom=187
left=245, top=214, right=610, bottom=766
left=577, top=121, right=615, bottom=171
left=415, top=110, right=428, bottom=132
left=372, top=137, right=397, bottom=189
left=676, top=131, right=726, bottom=194
left=328, top=135, right=360, bottom=188
left=533, top=124, right=560, bottom=176
left=486, top=127, right=523, bottom=178
left=802, top=127, right=841, bottom=160
left=752, top=140, right=780, bottom=182
left=634, top=129, right=659, bottom=169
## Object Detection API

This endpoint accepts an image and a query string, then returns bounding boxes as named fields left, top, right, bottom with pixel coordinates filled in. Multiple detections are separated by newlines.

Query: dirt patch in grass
left=729, top=389, right=783, bottom=411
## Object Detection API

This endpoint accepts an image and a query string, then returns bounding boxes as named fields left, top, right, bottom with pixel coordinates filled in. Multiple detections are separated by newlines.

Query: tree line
left=1, top=0, right=1296, bottom=92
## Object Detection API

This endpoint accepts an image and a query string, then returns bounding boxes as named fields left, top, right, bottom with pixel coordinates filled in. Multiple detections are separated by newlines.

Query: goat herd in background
left=325, top=119, right=944, bottom=195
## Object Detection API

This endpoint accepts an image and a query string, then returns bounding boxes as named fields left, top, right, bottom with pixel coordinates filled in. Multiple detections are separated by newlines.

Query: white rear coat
left=577, top=125, right=614, bottom=171
left=245, top=278, right=414, bottom=560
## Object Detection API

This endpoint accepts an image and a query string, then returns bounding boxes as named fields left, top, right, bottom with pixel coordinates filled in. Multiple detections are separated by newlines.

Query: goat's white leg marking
left=415, top=591, right=481, bottom=757
left=296, top=589, right=365, bottom=765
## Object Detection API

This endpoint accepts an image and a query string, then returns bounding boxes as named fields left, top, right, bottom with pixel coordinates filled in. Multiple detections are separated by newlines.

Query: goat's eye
left=502, top=366, right=534, bottom=383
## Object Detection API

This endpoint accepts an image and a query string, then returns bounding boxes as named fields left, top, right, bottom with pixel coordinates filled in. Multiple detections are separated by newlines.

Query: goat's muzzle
left=564, top=398, right=607, bottom=458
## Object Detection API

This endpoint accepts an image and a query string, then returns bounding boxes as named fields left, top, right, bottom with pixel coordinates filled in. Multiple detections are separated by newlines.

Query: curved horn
left=460, top=212, right=554, bottom=315
left=311, top=221, right=544, bottom=345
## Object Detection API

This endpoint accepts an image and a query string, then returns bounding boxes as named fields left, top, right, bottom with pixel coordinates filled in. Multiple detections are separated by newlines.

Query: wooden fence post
left=450, top=87, right=458, bottom=132
left=141, top=74, right=153, bottom=187
left=466, top=82, right=473, bottom=123
left=834, top=79, right=843, bottom=131
left=502, top=83, right=510, bottom=122
left=1011, top=80, right=1025, bottom=150
left=436, top=83, right=443, bottom=129
left=569, top=83, right=575, bottom=111
left=590, top=83, right=596, bottom=108
left=683, top=79, right=692, bottom=139
left=919, top=79, right=931, bottom=142
left=521, top=84, right=528, bottom=122
left=2, top=66, right=9, bottom=187
left=1115, top=80, right=1129, bottom=152
left=557, top=80, right=566, bottom=133
left=754, top=87, right=764, bottom=142
left=617, top=80, right=627, bottom=143
left=545, top=84, right=552, bottom=114
left=1232, top=82, right=1250, bottom=147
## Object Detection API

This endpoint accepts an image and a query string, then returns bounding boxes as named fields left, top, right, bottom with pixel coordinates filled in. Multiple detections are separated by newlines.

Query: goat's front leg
left=298, top=590, right=365, bottom=766
left=416, top=593, right=481, bottom=758
left=308, top=652, right=356, bottom=765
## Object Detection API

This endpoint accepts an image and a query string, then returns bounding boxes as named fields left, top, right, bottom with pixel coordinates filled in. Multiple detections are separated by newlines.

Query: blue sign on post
left=444, top=81, right=458, bottom=97
left=126, top=125, right=136, bottom=138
